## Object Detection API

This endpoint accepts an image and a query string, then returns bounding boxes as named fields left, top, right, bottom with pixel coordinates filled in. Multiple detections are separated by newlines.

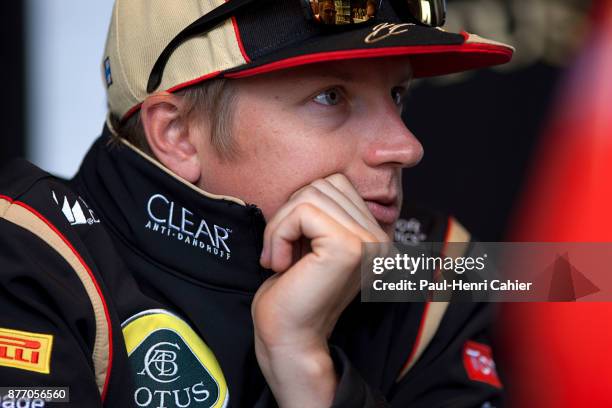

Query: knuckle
left=294, top=202, right=319, bottom=217
left=311, top=178, right=331, bottom=191
left=289, top=185, right=309, bottom=200
left=325, top=173, right=349, bottom=185
left=293, top=185, right=322, bottom=203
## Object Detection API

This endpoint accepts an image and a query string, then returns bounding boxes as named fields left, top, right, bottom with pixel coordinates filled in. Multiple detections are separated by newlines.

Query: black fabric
left=0, top=126, right=504, bottom=407
left=225, top=0, right=489, bottom=79
left=234, top=0, right=422, bottom=60
left=228, top=21, right=464, bottom=66
left=0, top=160, right=136, bottom=407
left=73, top=136, right=269, bottom=294
left=330, top=346, right=388, bottom=407
left=148, top=0, right=260, bottom=92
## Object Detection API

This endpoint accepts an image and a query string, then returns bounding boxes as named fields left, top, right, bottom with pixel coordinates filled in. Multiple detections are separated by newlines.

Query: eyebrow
left=313, top=67, right=358, bottom=83
left=309, top=64, right=413, bottom=85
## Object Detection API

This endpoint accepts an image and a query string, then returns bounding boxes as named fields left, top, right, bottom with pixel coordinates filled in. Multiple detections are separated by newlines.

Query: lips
left=365, top=200, right=399, bottom=226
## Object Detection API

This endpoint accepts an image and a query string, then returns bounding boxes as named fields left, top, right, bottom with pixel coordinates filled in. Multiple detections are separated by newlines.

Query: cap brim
left=223, top=23, right=513, bottom=79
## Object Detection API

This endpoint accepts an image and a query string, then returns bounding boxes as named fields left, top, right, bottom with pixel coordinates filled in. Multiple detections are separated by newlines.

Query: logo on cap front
left=365, top=23, right=414, bottom=44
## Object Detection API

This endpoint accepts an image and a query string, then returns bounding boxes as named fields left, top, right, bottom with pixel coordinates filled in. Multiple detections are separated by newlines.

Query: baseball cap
left=103, top=0, right=514, bottom=122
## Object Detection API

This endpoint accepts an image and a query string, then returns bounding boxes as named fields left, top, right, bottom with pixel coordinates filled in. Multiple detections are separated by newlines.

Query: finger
left=262, top=186, right=374, bottom=264
left=310, top=178, right=379, bottom=231
left=314, top=176, right=389, bottom=242
left=266, top=203, right=362, bottom=274
left=323, top=174, right=375, bottom=223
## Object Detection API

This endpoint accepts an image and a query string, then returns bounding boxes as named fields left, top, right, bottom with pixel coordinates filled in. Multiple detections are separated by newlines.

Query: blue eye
left=313, top=88, right=343, bottom=106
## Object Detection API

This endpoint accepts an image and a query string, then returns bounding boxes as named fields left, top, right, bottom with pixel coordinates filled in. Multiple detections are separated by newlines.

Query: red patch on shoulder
left=463, top=340, right=502, bottom=388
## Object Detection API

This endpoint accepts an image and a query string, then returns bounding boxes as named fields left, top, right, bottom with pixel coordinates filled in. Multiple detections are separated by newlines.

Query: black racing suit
left=0, top=125, right=502, bottom=407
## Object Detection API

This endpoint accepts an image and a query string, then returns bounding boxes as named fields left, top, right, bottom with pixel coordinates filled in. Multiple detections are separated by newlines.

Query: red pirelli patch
left=0, top=328, right=53, bottom=374
left=462, top=340, right=502, bottom=388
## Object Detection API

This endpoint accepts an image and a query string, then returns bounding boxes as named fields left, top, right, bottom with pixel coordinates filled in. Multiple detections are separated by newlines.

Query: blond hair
left=110, top=78, right=238, bottom=160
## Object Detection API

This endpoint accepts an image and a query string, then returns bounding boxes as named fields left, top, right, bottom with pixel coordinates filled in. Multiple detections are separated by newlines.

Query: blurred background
left=2, top=0, right=611, bottom=406
left=404, top=0, right=593, bottom=241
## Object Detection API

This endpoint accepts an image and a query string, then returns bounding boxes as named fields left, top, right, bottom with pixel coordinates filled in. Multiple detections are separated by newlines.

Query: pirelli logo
left=0, top=328, right=53, bottom=374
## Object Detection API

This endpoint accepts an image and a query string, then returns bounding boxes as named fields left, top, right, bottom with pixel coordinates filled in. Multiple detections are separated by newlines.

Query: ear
left=140, top=92, right=201, bottom=183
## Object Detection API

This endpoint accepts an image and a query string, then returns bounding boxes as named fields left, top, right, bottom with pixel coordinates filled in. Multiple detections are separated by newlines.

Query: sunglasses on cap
left=147, top=0, right=447, bottom=93
left=303, top=0, right=446, bottom=26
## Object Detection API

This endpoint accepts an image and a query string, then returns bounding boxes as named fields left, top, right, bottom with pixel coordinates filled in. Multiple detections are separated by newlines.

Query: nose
left=362, top=106, right=424, bottom=169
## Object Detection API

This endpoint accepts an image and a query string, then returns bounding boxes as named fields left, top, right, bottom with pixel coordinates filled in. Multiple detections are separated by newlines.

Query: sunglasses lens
left=305, top=0, right=379, bottom=25
left=404, top=0, right=446, bottom=26
left=303, top=0, right=446, bottom=27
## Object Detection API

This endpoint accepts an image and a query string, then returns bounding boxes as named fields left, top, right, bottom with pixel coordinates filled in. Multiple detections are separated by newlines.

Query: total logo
left=145, top=193, right=232, bottom=261
left=462, top=340, right=502, bottom=389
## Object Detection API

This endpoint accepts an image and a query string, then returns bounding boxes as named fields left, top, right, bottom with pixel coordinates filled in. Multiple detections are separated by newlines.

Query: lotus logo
left=138, top=342, right=181, bottom=384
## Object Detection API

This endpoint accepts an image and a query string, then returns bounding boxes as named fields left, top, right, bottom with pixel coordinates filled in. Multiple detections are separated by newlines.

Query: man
left=0, top=0, right=513, bottom=407
left=366, top=0, right=377, bottom=20
left=317, top=0, right=338, bottom=24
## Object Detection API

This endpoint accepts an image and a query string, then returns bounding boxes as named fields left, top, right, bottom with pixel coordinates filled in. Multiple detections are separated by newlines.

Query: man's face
left=320, top=2, right=337, bottom=24
left=366, top=3, right=376, bottom=17
left=195, top=58, right=423, bottom=236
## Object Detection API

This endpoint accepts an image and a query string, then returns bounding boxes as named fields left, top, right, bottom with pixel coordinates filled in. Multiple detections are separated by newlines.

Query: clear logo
left=145, top=193, right=232, bottom=261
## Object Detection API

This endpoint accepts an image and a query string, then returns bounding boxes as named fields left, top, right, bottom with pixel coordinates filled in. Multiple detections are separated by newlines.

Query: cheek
left=198, top=88, right=359, bottom=221
left=241, top=128, right=348, bottom=221
left=209, top=116, right=351, bottom=220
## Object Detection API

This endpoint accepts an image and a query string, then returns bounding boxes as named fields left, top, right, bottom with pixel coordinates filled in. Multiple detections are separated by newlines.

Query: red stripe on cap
left=225, top=43, right=512, bottom=79
left=166, top=70, right=223, bottom=94
left=120, top=70, right=223, bottom=123
left=231, top=16, right=251, bottom=63
left=122, top=103, right=143, bottom=123
left=121, top=43, right=512, bottom=122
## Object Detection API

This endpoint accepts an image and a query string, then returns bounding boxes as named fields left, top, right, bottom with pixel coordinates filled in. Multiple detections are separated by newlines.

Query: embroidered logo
left=145, top=193, right=232, bottom=261
left=139, top=341, right=181, bottom=383
left=52, top=191, right=100, bottom=226
left=395, top=217, right=427, bottom=245
left=0, top=328, right=53, bottom=374
left=365, top=23, right=413, bottom=44
left=463, top=340, right=502, bottom=388
left=104, top=57, right=113, bottom=87
left=123, top=310, right=229, bottom=408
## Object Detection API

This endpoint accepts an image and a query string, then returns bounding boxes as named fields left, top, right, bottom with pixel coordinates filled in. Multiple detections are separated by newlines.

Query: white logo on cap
left=365, top=23, right=413, bottom=44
